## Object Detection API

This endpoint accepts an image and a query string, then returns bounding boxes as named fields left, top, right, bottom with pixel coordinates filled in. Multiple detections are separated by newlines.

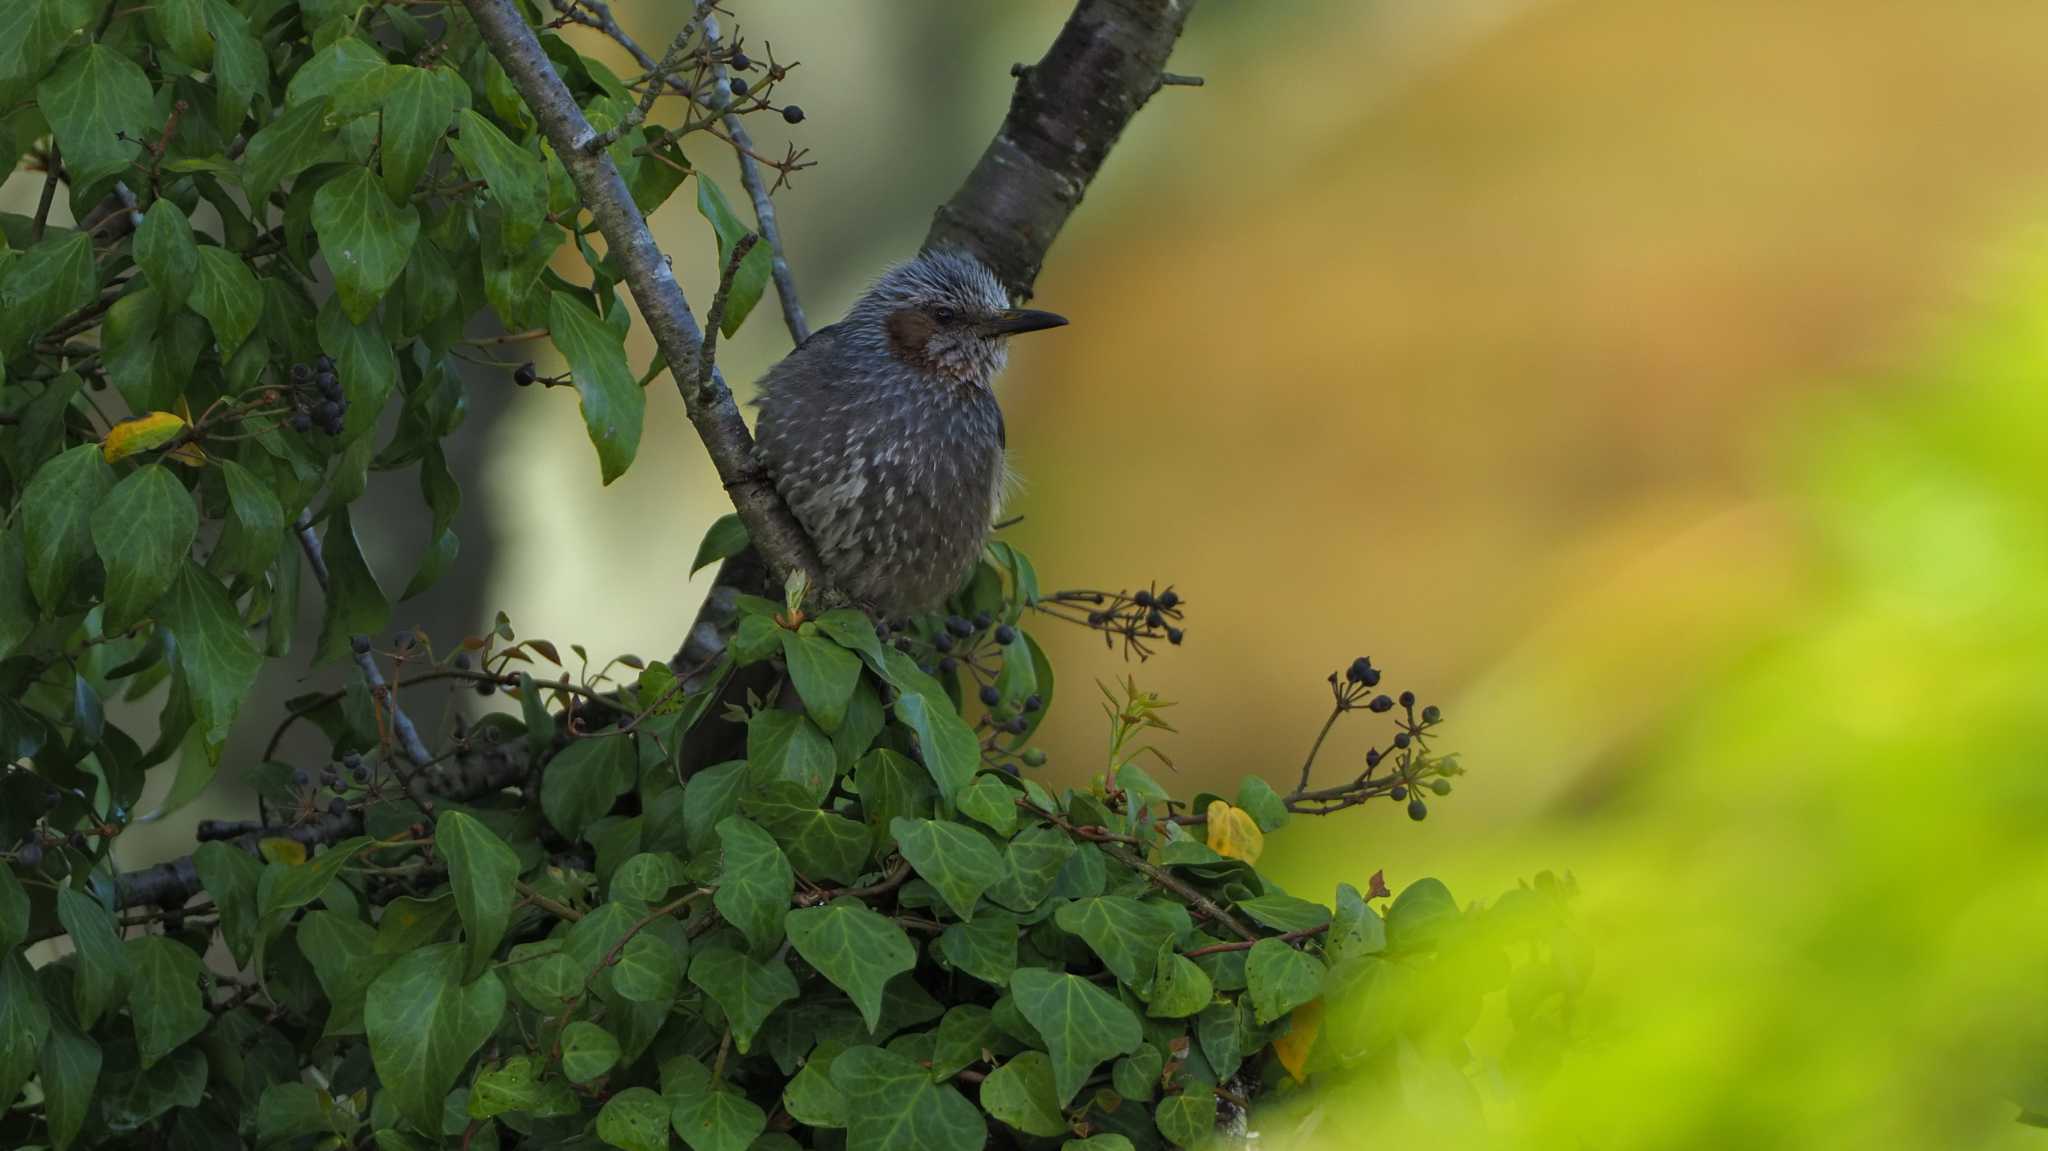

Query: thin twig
left=704, top=14, right=808, bottom=343
left=697, top=232, right=760, bottom=401
left=30, top=144, right=61, bottom=243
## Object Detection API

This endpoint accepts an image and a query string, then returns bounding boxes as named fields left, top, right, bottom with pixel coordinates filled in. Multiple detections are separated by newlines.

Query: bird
left=750, top=249, right=1067, bottom=618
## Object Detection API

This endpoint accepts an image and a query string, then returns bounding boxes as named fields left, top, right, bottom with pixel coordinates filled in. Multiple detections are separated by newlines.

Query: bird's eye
left=932, top=306, right=958, bottom=324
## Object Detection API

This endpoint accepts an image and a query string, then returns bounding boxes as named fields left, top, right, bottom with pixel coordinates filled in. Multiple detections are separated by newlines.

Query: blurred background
left=29, top=0, right=2048, bottom=1145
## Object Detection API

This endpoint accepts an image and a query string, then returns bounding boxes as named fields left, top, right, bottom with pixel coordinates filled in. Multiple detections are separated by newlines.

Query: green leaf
left=596, top=1086, right=671, bottom=1151
left=313, top=507, right=392, bottom=663
left=158, top=562, right=263, bottom=749
left=829, top=1045, right=986, bottom=1151
left=1007, top=968, right=1142, bottom=1106
left=1236, top=894, right=1332, bottom=935
left=298, top=909, right=389, bottom=1037
left=741, top=782, right=872, bottom=884
left=956, top=776, right=1019, bottom=837
left=1154, top=1086, right=1218, bottom=1148
left=686, top=946, right=796, bottom=1054
left=0, top=864, right=25, bottom=952
left=0, top=0, right=78, bottom=107
left=450, top=109, right=546, bottom=247
left=672, top=1085, right=768, bottom=1151
left=149, top=0, right=213, bottom=70
left=714, top=816, right=794, bottom=953
left=313, top=166, right=421, bottom=322
left=1196, top=999, right=1245, bottom=1080
left=91, top=464, right=197, bottom=630
left=37, top=44, right=152, bottom=189
left=979, top=1050, right=1066, bottom=1137
left=1327, top=881, right=1386, bottom=963
left=437, top=810, right=521, bottom=980
left=937, top=910, right=1018, bottom=987
left=257, top=1081, right=338, bottom=1145
left=126, top=936, right=208, bottom=1068
left=99, top=1043, right=205, bottom=1131
left=217, top=458, right=286, bottom=580
left=746, top=709, right=835, bottom=804
left=134, top=200, right=200, bottom=307
left=469, top=1054, right=571, bottom=1119
left=379, top=65, right=459, bottom=200
left=560, top=1019, right=621, bottom=1083
left=784, top=898, right=918, bottom=1033
left=1245, top=938, right=1326, bottom=1025
left=890, top=817, right=1003, bottom=921
left=691, top=513, right=749, bottom=575
left=540, top=734, right=636, bottom=840
left=1386, top=877, right=1457, bottom=952
left=363, top=943, right=507, bottom=1135
left=694, top=175, right=772, bottom=337
left=855, top=748, right=934, bottom=849
left=22, top=443, right=112, bottom=612
left=187, top=246, right=264, bottom=358
left=0, top=523, right=37, bottom=662
left=0, top=229, right=95, bottom=356
left=192, top=840, right=263, bottom=965
left=1145, top=940, right=1213, bottom=1019
left=611, top=933, right=681, bottom=1004
left=548, top=290, right=644, bottom=484
left=781, top=629, right=862, bottom=733
left=782, top=1042, right=848, bottom=1127
left=682, top=760, right=746, bottom=856
left=317, top=298, right=401, bottom=445
left=891, top=692, right=981, bottom=807
left=1111, top=1043, right=1161, bottom=1102
left=611, top=851, right=682, bottom=902
left=0, top=952, right=49, bottom=1108
left=1235, top=775, right=1290, bottom=832
left=929, top=1004, right=997, bottom=1081
left=986, top=825, right=1076, bottom=913
left=1053, top=897, right=1178, bottom=989
left=56, top=886, right=131, bottom=1029
left=257, top=837, right=371, bottom=925
left=241, top=97, right=342, bottom=207
left=40, top=1008, right=100, bottom=1151
left=1065, top=1137, right=1136, bottom=1151
left=202, top=0, right=265, bottom=129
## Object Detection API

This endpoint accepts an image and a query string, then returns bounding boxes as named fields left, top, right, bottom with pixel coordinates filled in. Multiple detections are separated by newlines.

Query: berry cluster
left=722, top=38, right=804, bottom=123
left=1032, top=582, right=1187, bottom=660
left=286, top=354, right=347, bottom=435
left=877, top=613, right=1047, bottom=766
left=1325, top=656, right=1457, bottom=820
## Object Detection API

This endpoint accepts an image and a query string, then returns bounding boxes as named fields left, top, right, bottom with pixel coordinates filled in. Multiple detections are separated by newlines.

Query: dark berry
left=1023, top=694, right=1043, bottom=713
left=947, top=616, right=974, bottom=637
left=350, top=635, right=371, bottom=656
left=1087, top=612, right=1106, bottom=626
left=1389, top=784, right=1408, bottom=801
left=894, top=636, right=914, bottom=653
left=1146, top=609, right=1164, bottom=628
left=729, top=77, right=750, bottom=97
left=1393, top=731, right=1411, bottom=749
left=351, top=763, right=372, bottom=783
left=69, top=831, right=89, bottom=852
left=781, top=104, right=805, bottom=124
left=514, top=362, right=537, bottom=387
left=317, top=354, right=334, bottom=371
left=1407, top=798, right=1429, bottom=821
left=938, top=656, right=958, bottom=674
left=328, top=797, right=347, bottom=817
left=1005, top=716, right=1030, bottom=734
left=322, top=767, right=342, bottom=788
left=999, top=763, right=1020, bottom=777
left=1133, top=590, right=1154, bottom=608
left=994, top=624, right=1017, bottom=645
left=163, top=908, right=184, bottom=932
left=320, top=375, right=343, bottom=400
left=476, top=680, right=496, bottom=696
left=318, top=400, right=342, bottom=423
left=290, top=362, right=311, bottom=383
left=453, top=652, right=472, bottom=671
left=290, top=412, right=312, bottom=432
left=1166, top=627, right=1185, bottom=645
left=18, top=842, right=42, bottom=867
left=342, top=751, right=361, bottom=769
left=1399, top=690, right=1416, bottom=709
left=978, top=685, right=1001, bottom=707
left=291, top=768, right=311, bottom=788
left=1346, top=657, right=1373, bottom=685
left=1422, top=705, right=1442, bottom=724
left=1158, top=589, right=1180, bottom=609
left=932, top=631, right=954, bottom=653
left=918, top=663, right=935, bottom=676
left=973, top=611, right=992, bottom=628
left=1369, top=695, right=1394, bottom=713
left=730, top=50, right=751, bottom=70
left=1430, top=779, right=1452, bottom=796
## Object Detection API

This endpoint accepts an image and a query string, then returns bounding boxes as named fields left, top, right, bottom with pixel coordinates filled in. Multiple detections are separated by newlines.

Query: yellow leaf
left=101, top=411, right=188, bottom=463
left=259, top=837, right=308, bottom=866
left=164, top=442, right=208, bottom=467
left=1205, top=800, right=1264, bottom=864
left=1273, top=998, right=1322, bottom=1083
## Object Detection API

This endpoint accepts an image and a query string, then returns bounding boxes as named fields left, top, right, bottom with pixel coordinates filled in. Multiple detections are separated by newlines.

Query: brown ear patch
left=884, top=306, right=936, bottom=370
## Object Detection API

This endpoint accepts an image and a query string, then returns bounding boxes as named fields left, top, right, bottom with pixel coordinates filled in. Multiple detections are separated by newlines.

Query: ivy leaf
left=202, top=0, right=265, bottom=129
left=148, top=0, right=213, bottom=70
left=784, top=898, right=918, bottom=1033
left=449, top=108, right=546, bottom=248
left=256, top=1082, right=338, bottom=1145
left=691, top=512, right=749, bottom=576
left=596, top=1086, right=670, bottom=1151
left=363, top=943, right=507, bottom=1135
left=157, top=563, right=262, bottom=748
left=55, top=886, right=131, bottom=1029
left=1236, top=775, right=1291, bottom=831
left=937, top=910, right=1018, bottom=987
left=740, top=782, right=873, bottom=884
left=1053, top=897, right=1178, bottom=989
left=781, top=1042, right=848, bottom=1127
left=855, top=748, right=934, bottom=850
left=0, top=954, right=49, bottom=1122
left=929, top=1005, right=997, bottom=1081
left=686, top=946, right=797, bottom=1054
left=781, top=629, right=862, bottom=733
left=1326, top=881, right=1386, bottom=964
left=978, top=1050, right=1066, bottom=1137
left=956, top=776, right=1019, bottom=837
left=611, top=933, right=681, bottom=1004
left=0, top=864, right=25, bottom=952
left=1386, top=877, right=1457, bottom=952
left=257, top=837, right=372, bottom=926
left=36, top=44, right=152, bottom=190
left=1111, top=1044, right=1161, bottom=1102
left=317, top=299, right=400, bottom=446
left=671, top=1085, right=767, bottom=1151
left=90, top=465, right=197, bottom=631
left=1236, top=894, right=1332, bottom=935
left=694, top=175, right=772, bottom=337
left=548, top=290, right=643, bottom=484
left=1065, top=1138, right=1136, bottom=1151
left=560, top=1019, right=620, bottom=1083
left=312, top=507, right=391, bottom=664
left=1245, top=938, right=1327, bottom=1025
left=746, top=709, right=835, bottom=804
left=0, top=230, right=94, bottom=356
left=1006, top=968, right=1142, bottom=1106
left=133, top=201, right=200, bottom=307
left=0, top=0, right=77, bottom=108
left=192, top=841, right=263, bottom=966
left=297, top=910, right=388, bottom=1037
left=1203, top=800, right=1264, bottom=865
left=985, top=825, right=1076, bottom=914
left=891, top=692, right=981, bottom=807
left=379, top=65, right=459, bottom=201
left=313, top=167, right=421, bottom=323
left=125, top=936, right=208, bottom=1068
left=241, top=97, right=342, bottom=207
left=540, top=735, right=636, bottom=840
left=1145, top=939, right=1213, bottom=1019
left=39, top=1008, right=100, bottom=1151
left=890, top=817, right=1003, bottom=921
left=22, top=443, right=112, bottom=612
left=1153, top=1086, right=1218, bottom=1148
left=713, top=816, right=794, bottom=954
left=436, top=810, right=521, bottom=980
left=216, top=458, right=286, bottom=580
left=682, top=760, right=746, bottom=856
left=828, top=1045, right=986, bottom=1151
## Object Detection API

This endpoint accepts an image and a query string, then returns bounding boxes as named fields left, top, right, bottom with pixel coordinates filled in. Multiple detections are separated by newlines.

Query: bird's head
left=856, top=250, right=1067, bottom=387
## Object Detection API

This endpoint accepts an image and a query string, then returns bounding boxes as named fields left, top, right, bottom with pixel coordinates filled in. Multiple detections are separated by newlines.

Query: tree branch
left=704, top=14, right=810, bottom=344
left=462, top=0, right=824, bottom=590
left=923, top=0, right=1197, bottom=298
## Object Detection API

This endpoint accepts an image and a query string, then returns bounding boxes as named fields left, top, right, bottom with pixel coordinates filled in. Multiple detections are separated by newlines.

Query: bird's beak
left=985, top=308, right=1069, bottom=336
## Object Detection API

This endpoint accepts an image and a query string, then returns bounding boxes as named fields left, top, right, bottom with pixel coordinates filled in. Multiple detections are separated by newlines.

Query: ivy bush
left=0, top=1, right=1582, bottom=1149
